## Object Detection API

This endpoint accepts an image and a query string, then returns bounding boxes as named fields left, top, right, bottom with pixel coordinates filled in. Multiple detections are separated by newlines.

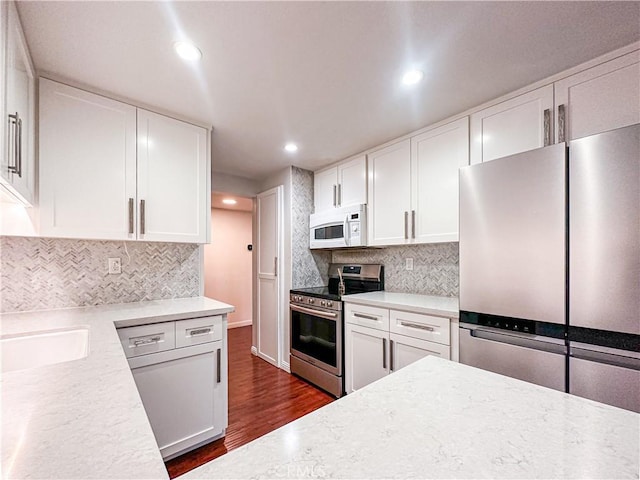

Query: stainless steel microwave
left=309, top=204, right=367, bottom=249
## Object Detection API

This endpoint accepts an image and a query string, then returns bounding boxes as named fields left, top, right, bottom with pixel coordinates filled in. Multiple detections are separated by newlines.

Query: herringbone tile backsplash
left=0, top=236, right=200, bottom=313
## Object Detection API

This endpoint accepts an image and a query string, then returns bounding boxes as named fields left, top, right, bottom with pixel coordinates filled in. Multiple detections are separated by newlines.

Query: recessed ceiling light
left=284, top=143, right=298, bottom=153
left=402, top=70, right=424, bottom=86
left=222, top=198, right=237, bottom=205
left=174, top=41, right=202, bottom=61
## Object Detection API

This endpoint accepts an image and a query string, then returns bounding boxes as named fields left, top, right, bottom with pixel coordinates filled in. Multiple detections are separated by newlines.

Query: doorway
left=204, top=192, right=254, bottom=328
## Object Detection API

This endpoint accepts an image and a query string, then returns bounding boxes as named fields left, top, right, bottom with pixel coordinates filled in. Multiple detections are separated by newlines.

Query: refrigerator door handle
left=571, top=347, right=640, bottom=371
left=467, top=326, right=566, bottom=355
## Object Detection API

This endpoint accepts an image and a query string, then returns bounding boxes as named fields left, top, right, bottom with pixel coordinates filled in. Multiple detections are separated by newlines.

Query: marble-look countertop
left=343, top=291, right=459, bottom=318
left=1, top=297, right=234, bottom=480
left=183, top=356, right=639, bottom=480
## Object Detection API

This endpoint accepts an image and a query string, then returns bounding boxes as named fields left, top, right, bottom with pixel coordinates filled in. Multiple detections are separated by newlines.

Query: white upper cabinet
left=470, top=85, right=554, bottom=164
left=411, top=118, right=469, bottom=243
left=39, top=79, right=137, bottom=240
left=313, top=155, right=366, bottom=213
left=554, top=51, right=640, bottom=142
left=39, top=79, right=210, bottom=243
left=137, top=109, right=208, bottom=243
left=367, top=139, right=411, bottom=246
left=1, top=1, right=36, bottom=205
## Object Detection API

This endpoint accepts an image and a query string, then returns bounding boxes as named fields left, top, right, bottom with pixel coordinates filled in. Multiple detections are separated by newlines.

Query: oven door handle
left=290, top=304, right=338, bottom=320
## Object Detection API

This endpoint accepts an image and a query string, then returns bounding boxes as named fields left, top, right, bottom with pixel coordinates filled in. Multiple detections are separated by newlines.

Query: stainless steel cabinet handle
left=411, top=210, right=416, bottom=239
left=140, top=199, right=146, bottom=234
left=400, top=321, right=435, bottom=332
left=382, top=338, right=387, bottom=369
left=132, top=335, right=161, bottom=347
left=390, top=339, right=394, bottom=371
left=7, top=113, right=18, bottom=175
left=404, top=211, right=408, bottom=239
left=128, top=198, right=134, bottom=234
left=16, top=116, right=22, bottom=177
left=338, top=184, right=342, bottom=206
left=333, top=185, right=337, bottom=207
left=274, top=256, right=278, bottom=276
left=188, top=327, right=212, bottom=337
left=354, top=312, right=378, bottom=322
left=543, top=108, right=551, bottom=146
left=216, top=348, right=222, bottom=383
left=558, top=104, right=566, bottom=143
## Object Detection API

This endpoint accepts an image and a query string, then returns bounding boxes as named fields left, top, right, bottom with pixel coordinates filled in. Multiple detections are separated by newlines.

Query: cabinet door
left=39, top=79, right=137, bottom=240
left=555, top=51, right=640, bottom=142
left=137, top=109, right=208, bottom=243
left=345, top=323, right=389, bottom=393
left=1, top=2, right=35, bottom=205
left=367, top=139, right=411, bottom=246
left=390, top=333, right=450, bottom=372
left=411, top=118, right=469, bottom=243
left=313, top=166, right=337, bottom=213
left=337, top=155, right=366, bottom=208
left=470, top=85, right=554, bottom=165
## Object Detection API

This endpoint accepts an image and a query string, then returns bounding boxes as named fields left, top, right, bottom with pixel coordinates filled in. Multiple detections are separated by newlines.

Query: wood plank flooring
left=165, top=326, right=334, bottom=478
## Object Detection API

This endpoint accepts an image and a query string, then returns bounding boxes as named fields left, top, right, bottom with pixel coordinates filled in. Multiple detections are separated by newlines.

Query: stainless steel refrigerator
left=458, top=124, right=640, bottom=413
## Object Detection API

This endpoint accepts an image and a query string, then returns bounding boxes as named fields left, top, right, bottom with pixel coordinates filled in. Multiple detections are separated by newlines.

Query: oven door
left=290, top=304, right=342, bottom=376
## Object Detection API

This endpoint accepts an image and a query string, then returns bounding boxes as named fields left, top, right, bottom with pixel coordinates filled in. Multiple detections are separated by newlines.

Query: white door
left=411, top=117, right=469, bottom=243
left=367, top=139, right=411, bottom=246
left=390, top=333, right=450, bottom=373
left=470, top=85, right=554, bottom=164
left=554, top=51, right=640, bottom=142
left=1, top=2, right=35, bottom=205
left=137, top=109, right=208, bottom=243
left=313, top=166, right=337, bottom=213
left=337, top=155, right=366, bottom=208
left=256, top=186, right=282, bottom=367
left=345, top=323, right=389, bottom=393
left=39, top=79, right=137, bottom=240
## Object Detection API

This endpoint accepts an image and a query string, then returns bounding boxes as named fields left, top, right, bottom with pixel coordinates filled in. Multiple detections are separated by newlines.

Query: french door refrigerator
left=459, top=124, right=639, bottom=413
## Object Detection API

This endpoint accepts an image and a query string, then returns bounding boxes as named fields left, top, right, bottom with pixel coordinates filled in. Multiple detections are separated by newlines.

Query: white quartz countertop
left=343, top=291, right=459, bottom=318
left=1, top=296, right=234, bottom=480
left=182, top=356, right=639, bottom=480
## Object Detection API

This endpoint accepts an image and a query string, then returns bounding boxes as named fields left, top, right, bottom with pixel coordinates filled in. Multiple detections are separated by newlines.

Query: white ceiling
left=211, top=192, right=253, bottom=212
left=17, top=1, right=640, bottom=182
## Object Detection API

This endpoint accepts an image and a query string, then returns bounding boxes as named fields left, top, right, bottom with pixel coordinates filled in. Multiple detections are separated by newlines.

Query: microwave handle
left=344, top=214, right=350, bottom=246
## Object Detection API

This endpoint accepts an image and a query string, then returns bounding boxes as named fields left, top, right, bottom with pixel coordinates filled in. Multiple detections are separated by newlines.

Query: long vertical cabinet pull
left=16, top=116, right=22, bottom=177
left=216, top=348, right=221, bottom=383
left=333, top=185, right=337, bottom=207
left=543, top=109, right=551, bottom=146
left=382, top=338, right=387, bottom=369
left=7, top=113, right=18, bottom=175
left=404, top=211, right=409, bottom=240
left=558, top=104, right=566, bottom=143
left=274, top=257, right=278, bottom=277
left=140, top=199, right=146, bottom=234
left=338, top=184, right=342, bottom=207
left=389, top=339, right=395, bottom=371
left=411, top=210, right=416, bottom=239
left=128, top=198, right=134, bottom=234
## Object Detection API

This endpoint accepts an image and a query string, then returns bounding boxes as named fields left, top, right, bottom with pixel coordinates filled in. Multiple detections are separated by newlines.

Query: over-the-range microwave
left=309, top=204, right=367, bottom=249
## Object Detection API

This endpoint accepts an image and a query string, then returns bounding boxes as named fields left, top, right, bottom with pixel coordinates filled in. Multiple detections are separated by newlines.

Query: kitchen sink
left=1, top=327, right=89, bottom=373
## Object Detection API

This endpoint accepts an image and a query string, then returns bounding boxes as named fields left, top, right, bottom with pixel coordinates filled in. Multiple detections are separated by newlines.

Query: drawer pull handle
left=132, top=335, right=162, bottom=347
left=354, top=313, right=379, bottom=322
left=400, top=321, right=435, bottom=332
left=188, top=327, right=212, bottom=337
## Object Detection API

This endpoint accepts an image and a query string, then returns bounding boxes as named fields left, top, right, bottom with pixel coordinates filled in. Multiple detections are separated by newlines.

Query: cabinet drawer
left=118, top=322, right=176, bottom=358
left=176, top=316, right=223, bottom=348
left=389, top=310, right=451, bottom=345
left=345, top=303, right=389, bottom=331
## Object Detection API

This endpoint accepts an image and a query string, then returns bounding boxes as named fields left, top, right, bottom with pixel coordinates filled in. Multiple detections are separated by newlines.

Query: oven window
left=291, top=309, right=337, bottom=368
left=314, top=224, right=344, bottom=240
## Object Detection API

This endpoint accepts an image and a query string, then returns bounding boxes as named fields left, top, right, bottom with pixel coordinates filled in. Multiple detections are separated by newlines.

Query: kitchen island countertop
left=182, top=356, right=639, bottom=479
left=1, top=297, right=234, bottom=480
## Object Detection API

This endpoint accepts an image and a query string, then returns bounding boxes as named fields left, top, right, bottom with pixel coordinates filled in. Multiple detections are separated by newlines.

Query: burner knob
left=308, top=298, right=314, bottom=304
left=327, top=301, right=333, bottom=307
left=320, top=300, right=326, bottom=306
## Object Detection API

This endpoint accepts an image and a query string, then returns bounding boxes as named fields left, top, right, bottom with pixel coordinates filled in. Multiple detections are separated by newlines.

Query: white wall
left=204, top=208, right=253, bottom=327
left=212, top=171, right=260, bottom=197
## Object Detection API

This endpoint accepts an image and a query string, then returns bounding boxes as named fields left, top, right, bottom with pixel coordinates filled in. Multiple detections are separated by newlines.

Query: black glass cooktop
left=290, top=286, right=341, bottom=302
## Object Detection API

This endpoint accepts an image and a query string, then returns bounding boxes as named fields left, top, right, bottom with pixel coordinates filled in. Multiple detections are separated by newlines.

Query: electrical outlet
left=405, top=258, right=414, bottom=271
left=108, top=257, right=122, bottom=274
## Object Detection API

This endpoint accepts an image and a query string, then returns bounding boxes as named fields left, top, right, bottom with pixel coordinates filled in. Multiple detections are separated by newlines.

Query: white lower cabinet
left=117, top=316, right=227, bottom=460
left=345, top=302, right=454, bottom=394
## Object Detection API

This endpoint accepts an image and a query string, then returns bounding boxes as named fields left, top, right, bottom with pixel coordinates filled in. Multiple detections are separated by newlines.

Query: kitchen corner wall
left=0, top=236, right=200, bottom=313
left=332, top=242, right=459, bottom=297
left=291, top=167, right=331, bottom=288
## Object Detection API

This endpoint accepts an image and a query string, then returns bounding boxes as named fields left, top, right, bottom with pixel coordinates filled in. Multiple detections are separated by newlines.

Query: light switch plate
left=405, top=258, right=414, bottom=271
left=108, top=257, right=122, bottom=274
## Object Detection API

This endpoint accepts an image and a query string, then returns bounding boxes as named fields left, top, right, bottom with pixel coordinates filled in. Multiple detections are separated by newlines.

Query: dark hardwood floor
left=165, top=326, right=334, bottom=478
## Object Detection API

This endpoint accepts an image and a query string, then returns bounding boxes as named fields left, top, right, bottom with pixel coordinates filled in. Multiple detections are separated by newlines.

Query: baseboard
left=281, top=361, right=291, bottom=373
left=250, top=346, right=257, bottom=356
left=227, top=319, right=253, bottom=329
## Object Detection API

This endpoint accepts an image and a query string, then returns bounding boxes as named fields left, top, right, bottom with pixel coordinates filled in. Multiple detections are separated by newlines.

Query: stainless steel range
left=290, top=264, right=384, bottom=397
